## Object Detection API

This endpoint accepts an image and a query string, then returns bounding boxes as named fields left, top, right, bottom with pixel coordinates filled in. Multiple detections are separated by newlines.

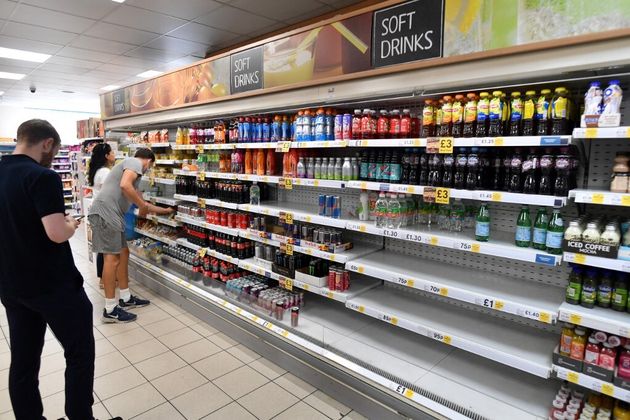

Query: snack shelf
left=563, top=252, right=630, bottom=273
left=573, top=127, right=630, bottom=139
left=558, top=302, right=630, bottom=338
left=553, top=365, right=630, bottom=403
left=238, top=201, right=348, bottom=229
left=175, top=214, right=241, bottom=237
left=346, top=180, right=567, bottom=206
left=569, top=189, right=630, bottom=206
left=134, top=227, right=178, bottom=247
left=347, top=135, right=570, bottom=148
left=345, top=287, right=556, bottom=378
left=345, top=220, right=562, bottom=266
left=346, top=250, right=561, bottom=324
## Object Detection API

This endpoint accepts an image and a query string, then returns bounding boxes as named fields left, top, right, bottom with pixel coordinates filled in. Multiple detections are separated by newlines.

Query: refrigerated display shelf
left=345, top=220, right=562, bottom=266
left=570, top=189, right=630, bottom=206
left=172, top=143, right=235, bottom=150
left=553, top=365, right=630, bottom=402
left=134, top=228, right=178, bottom=246
left=558, top=302, right=630, bottom=338
left=142, top=193, right=181, bottom=206
left=563, top=252, right=630, bottom=273
left=346, top=250, right=561, bottom=324
left=573, top=127, right=630, bottom=139
left=239, top=201, right=348, bottom=229
left=345, top=286, right=556, bottom=378
left=347, top=135, right=571, bottom=148
left=172, top=193, right=240, bottom=210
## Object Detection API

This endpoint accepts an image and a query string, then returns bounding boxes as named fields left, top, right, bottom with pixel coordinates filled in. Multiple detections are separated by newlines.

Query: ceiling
left=0, top=0, right=363, bottom=112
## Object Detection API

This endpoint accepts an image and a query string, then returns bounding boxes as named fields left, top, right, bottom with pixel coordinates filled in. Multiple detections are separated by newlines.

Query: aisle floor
left=0, top=230, right=367, bottom=420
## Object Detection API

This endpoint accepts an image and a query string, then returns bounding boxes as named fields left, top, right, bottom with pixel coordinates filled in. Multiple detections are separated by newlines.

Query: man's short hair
left=16, top=119, right=61, bottom=147
left=134, top=148, right=155, bottom=161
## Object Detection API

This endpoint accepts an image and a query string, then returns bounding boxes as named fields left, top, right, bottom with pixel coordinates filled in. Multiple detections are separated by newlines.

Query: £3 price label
left=285, top=212, right=294, bottom=225
left=198, top=171, right=205, bottom=181
left=284, top=243, right=294, bottom=256
left=197, top=198, right=206, bottom=208
left=435, top=187, right=450, bottom=205
left=439, top=137, right=454, bottom=154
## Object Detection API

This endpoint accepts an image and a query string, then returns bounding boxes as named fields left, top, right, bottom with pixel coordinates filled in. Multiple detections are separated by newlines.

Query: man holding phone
left=88, top=148, right=173, bottom=323
left=0, top=120, right=97, bottom=419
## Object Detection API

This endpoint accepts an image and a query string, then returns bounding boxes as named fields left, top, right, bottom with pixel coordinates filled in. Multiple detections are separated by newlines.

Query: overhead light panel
left=0, top=91, right=4, bottom=96
left=101, top=85, right=120, bottom=91
left=0, top=71, right=25, bottom=80
left=0, top=47, right=50, bottom=63
left=112, top=0, right=126, bottom=3
left=136, top=70, right=163, bottom=78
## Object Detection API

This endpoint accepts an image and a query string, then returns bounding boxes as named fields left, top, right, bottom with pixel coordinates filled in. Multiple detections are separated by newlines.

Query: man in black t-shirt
left=0, top=120, right=98, bottom=420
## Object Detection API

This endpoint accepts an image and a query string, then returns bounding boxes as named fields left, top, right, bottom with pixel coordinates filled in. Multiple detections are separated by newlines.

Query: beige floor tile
left=173, top=338, right=222, bottom=364
left=38, top=351, right=66, bottom=377
left=39, top=369, right=66, bottom=398
left=94, top=366, right=146, bottom=400
left=143, top=317, right=185, bottom=337
left=118, top=337, right=169, bottom=364
left=134, top=351, right=186, bottom=381
left=96, top=320, right=142, bottom=337
left=237, top=382, right=298, bottom=420
left=132, top=402, right=185, bottom=420
left=249, top=357, right=286, bottom=380
left=342, top=410, right=369, bottom=420
left=92, top=327, right=105, bottom=340
left=94, top=338, right=118, bottom=358
left=135, top=307, right=171, bottom=327
left=102, top=382, right=166, bottom=419
left=41, top=390, right=66, bottom=419
left=157, top=327, right=202, bottom=350
left=158, top=302, right=185, bottom=316
left=41, top=339, right=63, bottom=357
left=171, top=382, right=232, bottom=420
left=228, top=344, right=261, bottom=364
left=274, top=373, right=316, bottom=399
left=108, top=328, right=153, bottom=350
left=0, top=352, right=9, bottom=370
left=151, top=365, right=208, bottom=400
left=0, top=388, right=11, bottom=414
left=201, top=401, right=256, bottom=420
left=0, top=339, right=8, bottom=354
left=0, top=369, right=7, bottom=391
left=207, top=332, right=238, bottom=349
left=189, top=322, right=219, bottom=337
left=192, top=351, right=243, bottom=380
left=274, top=401, right=329, bottom=420
left=94, top=351, right=131, bottom=378
left=304, top=391, right=351, bottom=420
left=92, top=402, right=112, bottom=419
left=212, top=365, right=268, bottom=399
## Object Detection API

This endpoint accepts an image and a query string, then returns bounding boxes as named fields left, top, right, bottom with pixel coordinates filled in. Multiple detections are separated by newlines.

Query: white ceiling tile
left=123, top=46, right=187, bottom=62
left=319, top=0, right=362, bottom=6
left=1, top=21, right=77, bottom=45
left=0, top=57, right=40, bottom=70
left=104, top=5, right=186, bottom=34
left=57, top=46, right=118, bottom=63
left=109, top=55, right=163, bottom=69
left=232, top=0, right=323, bottom=22
left=37, top=63, right=91, bottom=76
left=0, top=35, right=64, bottom=54
left=0, top=61, right=36, bottom=75
left=126, top=0, right=223, bottom=21
left=84, top=22, right=159, bottom=46
left=46, top=56, right=102, bottom=70
left=144, top=36, right=208, bottom=55
left=246, top=22, right=287, bottom=39
left=70, top=35, right=136, bottom=55
left=9, top=3, right=96, bottom=34
left=20, top=0, right=119, bottom=20
left=158, top=55, right=201, bottom=71
left=96, top=63, right=144, bottom=76
left=195, top=5, right=278, bottom=35
left=167, top=22, right=239, bottom=45
left=0, top=0, right=17, bottom=18
left=282, top=4, right=336, bottom=25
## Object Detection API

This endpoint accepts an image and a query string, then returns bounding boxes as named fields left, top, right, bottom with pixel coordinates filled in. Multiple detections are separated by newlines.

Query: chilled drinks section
left=126, top=78, right=629, bottom=419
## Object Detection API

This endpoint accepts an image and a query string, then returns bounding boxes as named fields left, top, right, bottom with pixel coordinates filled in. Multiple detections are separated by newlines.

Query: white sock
left=105, top=298, right=117, bottom=314
left=120, top=288, right=131, bottom=302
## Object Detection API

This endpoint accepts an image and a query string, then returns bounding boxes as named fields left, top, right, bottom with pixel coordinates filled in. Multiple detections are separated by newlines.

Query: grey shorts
left=89, top=214, right=127, bottom=254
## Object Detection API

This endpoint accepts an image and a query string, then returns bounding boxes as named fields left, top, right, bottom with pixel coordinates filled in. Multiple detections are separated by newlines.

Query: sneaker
left=119, top=295, right=150, bottom=309
left=102, top=306, right=137, bottom=323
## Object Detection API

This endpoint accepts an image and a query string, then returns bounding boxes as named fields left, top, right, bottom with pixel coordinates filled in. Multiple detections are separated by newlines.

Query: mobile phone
left=73, top=214, right=85, bottom=221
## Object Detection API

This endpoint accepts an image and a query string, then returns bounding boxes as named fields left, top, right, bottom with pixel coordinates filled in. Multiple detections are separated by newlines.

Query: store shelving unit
left=553, top=365, right=630, bottom=402
left=563, top=252, right=630, bottom=273
left=570, top=189, right=630, bottom=206
left=347, top=135, right=571, bottom=148
left=558, top=302, right=630, bottom=338
left=572, top=127, right=630, bottom=139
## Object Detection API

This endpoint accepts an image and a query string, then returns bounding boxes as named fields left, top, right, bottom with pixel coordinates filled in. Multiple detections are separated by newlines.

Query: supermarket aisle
left=0, top=229, right=366, bottom=420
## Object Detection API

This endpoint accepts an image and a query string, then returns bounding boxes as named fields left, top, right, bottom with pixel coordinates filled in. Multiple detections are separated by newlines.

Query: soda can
left=318, top=194, right=327, bottom=216
left=342, top=113, right=352, bottom=140
left=328, top=268, right=336, bottom=290
left=258, top=216, right=266, bottom=231
left=255, top=244, right=264, bottom=259
left=291, top=307, right=299, bottom=327
left=334, top=114, right=344, bottom=140
left=343, top=269, right=350, bottom=291
left=252, top=216, right=260, bottom=231
left=332, top=196, right=341, bottom=219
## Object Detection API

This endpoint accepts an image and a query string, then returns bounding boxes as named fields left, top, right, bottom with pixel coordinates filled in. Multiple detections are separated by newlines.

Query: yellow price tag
left=302, top=284, right=310, bottom=291
left=585, top=128, right=598, bottom=138
left=281, top=330, right=289, bottom=337
left=284, top=278, right=293, bottom=291
left=284, top=178, right=293, bottom=190
left=406, top=280, right=415, bottom=288
left=495, top=300, right=504, bottom=310
left=406, top=185, right=415, bottom=193
left=491, top=192, right=502, bottom=201
left=285, top=243, right=294, bottom=255
left=601, top=383, right=614, bottom=396
left=566, top=371, right=579, bottom=384
left=404, top=389, right=414, bottom=398
left=198, top=172, right=205, bottom=181
left=358, top=266, right=365, bottom=274
left=198, top=198, right=206, bottom=208
left=326, top=291, right=334, bottom=299
left=329, top=254, right=335, bottom=262
left=236, top=308, right=242, bottom=314
left=622, top=195, right=630, bottom=207
left=569, top=313, right=582, bottom=325
left=573, top=253, right=586, bottom=264
left=313, top=180, right=319, bottom=187
left=471, top=243, right=480, bottom=253
left=359, top=225, right=366, bottom=232
left=539, top=312, right=551, bottom=323
left=360, top=182, right=367, bottom=189
left=443, top=335, right=452, bottom=345
left=439, top=288, right=448, bottom=297
left=435, top=187, right=450, bottom=204
left=284, top=212, right=294, bottom=225
left=591, top=193, right=604, bottom=204
left=430, top=236, right=438, bottom=246
left=252, top=315, right=258, bottom=322
left=391, top=316, right=398, bottom=326
left=199, top=248, right=207, bottom=257
left=439, top=137, right=454, bottom=154
left=196, top=144, right=204, bottom=153
left=281, top=141, right=291, bottom=152
left=494, top=137, right=504, bottom=146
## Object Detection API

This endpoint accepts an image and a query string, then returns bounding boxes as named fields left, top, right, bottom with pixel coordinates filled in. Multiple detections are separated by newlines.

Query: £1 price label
left=395, top=385, right=415, bottom=399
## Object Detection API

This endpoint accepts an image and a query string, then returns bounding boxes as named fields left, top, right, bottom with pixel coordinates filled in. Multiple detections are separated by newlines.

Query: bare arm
left=41, top=213, right=79, bottom=243
left=120, top=169, right=173, bottom=216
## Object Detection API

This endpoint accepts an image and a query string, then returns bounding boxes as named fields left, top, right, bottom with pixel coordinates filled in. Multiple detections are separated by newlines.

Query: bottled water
left=387, top=193, right=401, bottom=229
left=450, top=199, right=465, bottom=232
left=397, top=194, right=407, bottom=227
left=375, top=192, right=388, bottom=228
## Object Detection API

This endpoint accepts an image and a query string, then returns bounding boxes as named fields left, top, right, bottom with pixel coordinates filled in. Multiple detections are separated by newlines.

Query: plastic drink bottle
left=475, top=92, right=490, bottom=137
left=387, top=193, right=401, bottom=229
left=375, top=193, right=388, bottom=228
left=521, top=90, right=536, bottom=135
left=509, top=91, right=523, bottom=136
left=249, top=182, right=260, bottom=205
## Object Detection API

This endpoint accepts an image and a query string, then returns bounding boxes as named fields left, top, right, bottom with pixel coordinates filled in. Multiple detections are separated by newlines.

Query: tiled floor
left=0, top=230, right=367, bottom=420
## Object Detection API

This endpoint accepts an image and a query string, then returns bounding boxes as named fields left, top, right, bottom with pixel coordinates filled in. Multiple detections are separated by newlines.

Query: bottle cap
left=511, top=91, right=521, bottom=97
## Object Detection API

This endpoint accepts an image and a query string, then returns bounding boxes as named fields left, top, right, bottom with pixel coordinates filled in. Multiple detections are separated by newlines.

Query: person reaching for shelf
left=88, top=148, right=174, bottom=323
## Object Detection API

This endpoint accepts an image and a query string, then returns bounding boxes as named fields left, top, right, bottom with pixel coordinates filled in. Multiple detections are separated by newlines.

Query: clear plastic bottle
left=334, top=157, right=343, bottom=181
left=351, top=157, right=359, bottom=180
left=296, top=156, right=306, bottom=178
left=306, top=157, right=315, bottom=179
left=450, top=199, right=465, bottom=232
left=327, top=157, right=335, bottom=180
left=249, top=181, right=260, bottom=205
left=406, top=194, right=416, bottom=226
left=342, top=157, right=352, bottom=181
left=314, top=157, right=322, bottom=179
left=375, top=192, right=388, bottom=228
left=387, top=193, right=401, bottom=229
left=398, top=194, right=408, bottom=227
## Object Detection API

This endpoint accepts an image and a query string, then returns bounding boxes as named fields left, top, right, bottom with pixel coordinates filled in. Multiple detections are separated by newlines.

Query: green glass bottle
left=532, top=208, right=548, bottom=250
left=515, top=205, right=532, bottom=247
left=565, top=264, right=582, bottom=305
left=545, top=207, right=564, bottom=255
left=475, top=202, right=490, bottom=242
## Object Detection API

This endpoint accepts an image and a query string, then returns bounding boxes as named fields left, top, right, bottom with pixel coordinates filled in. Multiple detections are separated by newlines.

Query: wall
left=0, top=105, right=99, bottom=145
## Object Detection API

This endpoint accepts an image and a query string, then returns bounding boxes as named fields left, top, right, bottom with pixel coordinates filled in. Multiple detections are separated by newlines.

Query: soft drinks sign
left=372, top=0, right=444, bottom=68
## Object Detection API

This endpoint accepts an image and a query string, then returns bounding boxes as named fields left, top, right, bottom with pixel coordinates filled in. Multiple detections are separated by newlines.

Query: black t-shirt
left=0, top=154, right=83, bottom=298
